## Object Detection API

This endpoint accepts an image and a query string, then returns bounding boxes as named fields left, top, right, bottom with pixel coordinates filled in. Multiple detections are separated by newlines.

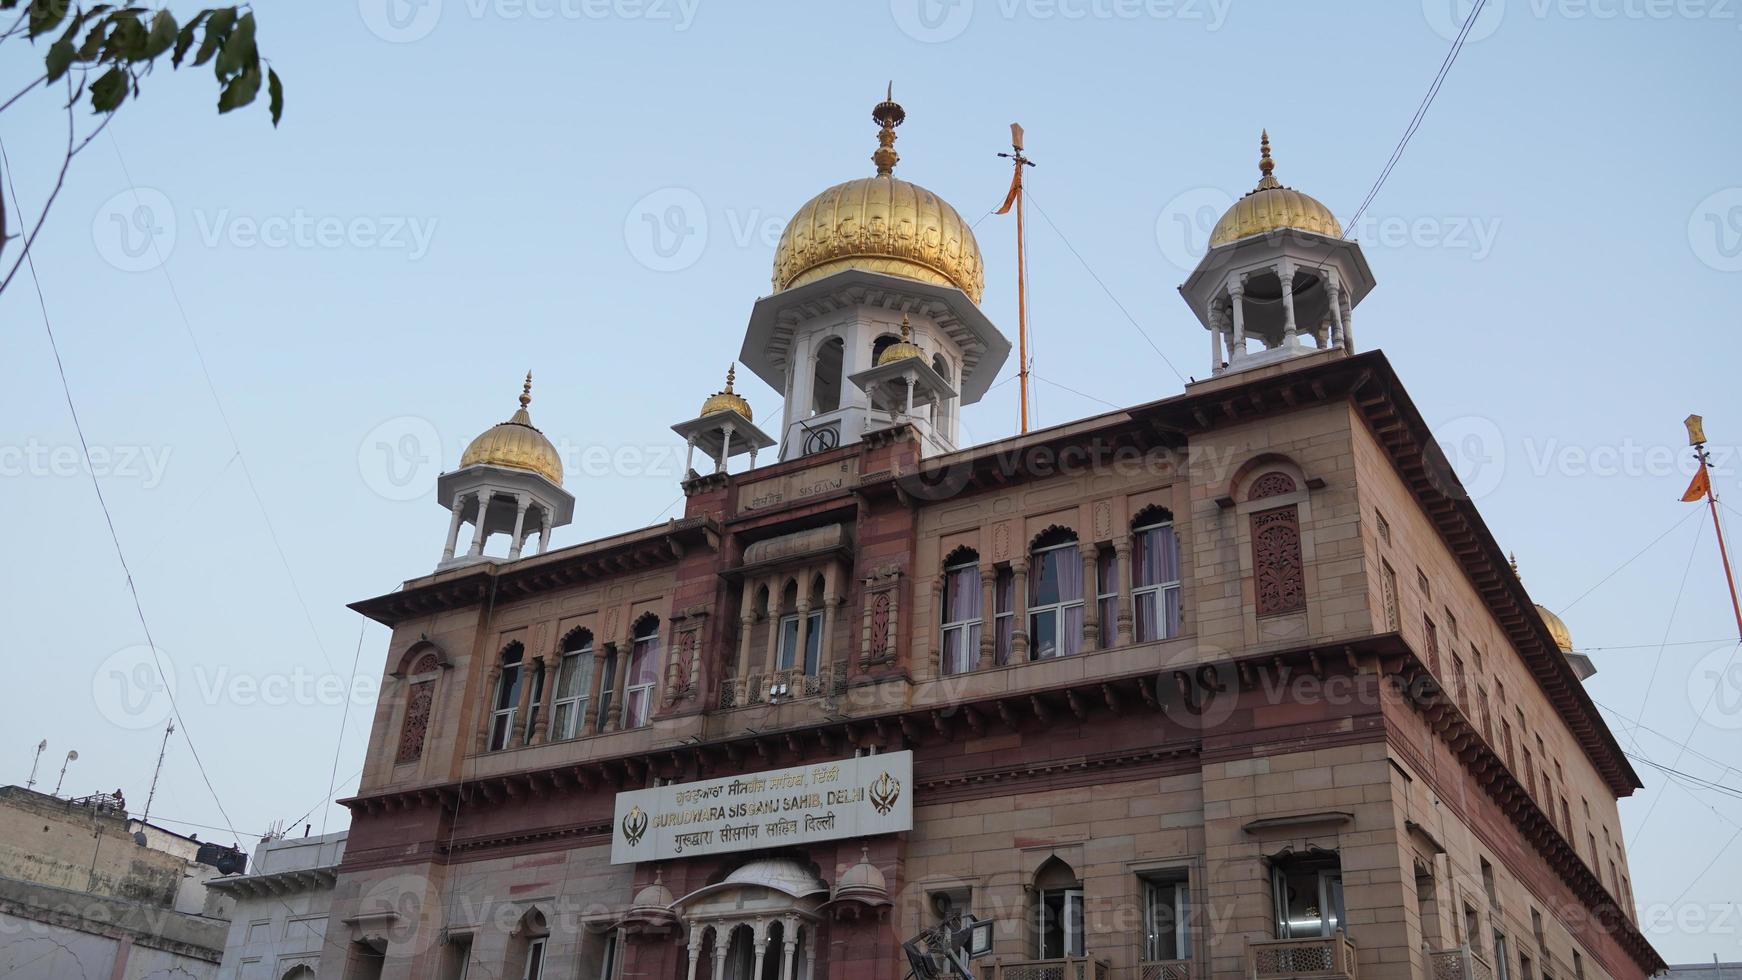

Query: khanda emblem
left=622, top=805, right=648, bottom=846
left=869, top=771, right=901, bottom=816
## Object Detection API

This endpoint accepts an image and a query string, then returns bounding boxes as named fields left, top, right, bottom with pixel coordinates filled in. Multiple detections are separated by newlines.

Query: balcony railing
left=989, top=957, right=1111, bottom=980
left=716, top=664, right=846, bottom=709
left=1139, top=959, right=1192, bottom=980
left=1248, top=931, right=1358, bottom=980
left=1430, top=945, right=1495, bottom=980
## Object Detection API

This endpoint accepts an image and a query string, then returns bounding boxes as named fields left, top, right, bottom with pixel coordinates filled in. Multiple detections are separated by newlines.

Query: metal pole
left=1015, top=154, right=1029, bottom=435
left=1695, top=441, right=1742, bottom=640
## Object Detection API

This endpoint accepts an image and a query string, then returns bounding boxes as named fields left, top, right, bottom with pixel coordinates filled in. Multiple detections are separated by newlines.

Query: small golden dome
left=876, top=314, right=924, bottom=366
left=771, top=89, right=985, bottom=303
left=700, top=364, right=753, bottom=421
left=460, top=373, right=564, bottom=485
left=1208, top=131, right=1343, bottom=248
left=1535, top=604, right=1574, bottom=654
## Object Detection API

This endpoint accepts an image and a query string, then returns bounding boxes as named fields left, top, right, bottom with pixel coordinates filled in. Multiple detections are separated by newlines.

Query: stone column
left=1340, top=285, right=1355, bottom=351
left=1114, top=535, right=1134, bottom=644
left=1011, top=558, right=1030, bottom=661
left=605, top=643, right=631, bottom=731
left=794, top=598, right=813, bottom=676
left=684, top=435, right=697, bottom=476
left=478, top=663, right=501, bottom=752
left=1227, top=283, right=1248, bottom=359
left=719, top=423, right=735, bottom=474
left=750, top=922, right=769, bottom=980
left=508, top=493, right=531, bottom=559
left=765, top=577, right=784, bottom=674
left=532, top=654, right=557, bottom=743
left=442, top=497, right=465, bottom=561
left=537, top=513, right=551, bottom=554
left=779, top=917, right=799, bottom=980
left=1323, top=269, right=1344, bottom=348
left=1278, top=260, right=1298, bottom=347
left=977, top=563, right=997, bottom=670
left=1079, top=548, right=1099, bottom=652
left=710, top=933, right=729, bottom=980
left=821, top=565, right=840, bottom=684
left=511, top=656, right=537, bottom=747
left=685, top=932, right=704, bottom=980
left=736, top=584, right=757, bottom=683
left=1208, top=307, right=1226, bottom=375
left=903, top=375, right=916, bottom=417
left=467, top=490, right=494, bottom=556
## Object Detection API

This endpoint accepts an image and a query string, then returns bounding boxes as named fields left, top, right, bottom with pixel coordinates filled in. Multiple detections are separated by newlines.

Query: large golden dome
left=460, top=374, right=563, bottom=485
left=1535, top=604, right=1574, bottom=654
left=770, top=91, right=985, bottom=304
left=1209, top=131, right=1342, bottom=248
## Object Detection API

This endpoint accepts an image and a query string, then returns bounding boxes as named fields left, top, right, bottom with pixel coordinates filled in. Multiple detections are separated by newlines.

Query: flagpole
left=998, top=124, right=1036, bottom=434
left=1687, top=415, right=1742, bottom=640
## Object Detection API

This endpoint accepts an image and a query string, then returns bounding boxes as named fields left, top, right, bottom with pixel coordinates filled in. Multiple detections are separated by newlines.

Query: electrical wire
left=1558, top=508, right=1701, bottom=614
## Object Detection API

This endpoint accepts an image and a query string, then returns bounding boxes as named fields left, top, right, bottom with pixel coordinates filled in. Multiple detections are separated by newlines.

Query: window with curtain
left=1096, top=548, right=1118, bottom=648
left=522, top=659, right=545, bottom=744
left=1132, top=514, right=1182, bottom=642
left=551, top=630, right=594, bottom=741
left=1029, top=532, right=1083, bottom=660
left=623, top=618, right=660, bottom=728
left=488, top=644, right=524, bottom=752
left=994, top=567, right=1014, bottom=665
left=776, top=610, right=823, bottom=675
left=942, top=559, right=983, bottom=675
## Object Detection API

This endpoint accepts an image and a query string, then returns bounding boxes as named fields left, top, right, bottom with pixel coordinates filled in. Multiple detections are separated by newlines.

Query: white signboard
left=610, top=751, right=913, bottom=864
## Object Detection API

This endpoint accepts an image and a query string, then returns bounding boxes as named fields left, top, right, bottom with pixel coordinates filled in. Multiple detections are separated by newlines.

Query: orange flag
left=1682, top=466, right=1711, bottom=502
left=994, top=168, right=1021, bottom=216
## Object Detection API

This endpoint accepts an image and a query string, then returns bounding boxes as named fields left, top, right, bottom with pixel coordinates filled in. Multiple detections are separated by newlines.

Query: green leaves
left=21, top=4, right=283, bottom=126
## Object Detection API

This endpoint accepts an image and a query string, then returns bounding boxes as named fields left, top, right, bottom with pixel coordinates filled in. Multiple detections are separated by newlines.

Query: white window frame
left=1037, top=886, right=1085, bottom=958
left=1027, top=539, right=1084, bottom=661
left=1095, top=548, right=1118, bottom=647
left=941, top=560, right=983, bottom=676
left=488, top=656, right=522, bottom=752
left=1132, top=520, right=1182, bottom=642
left=624, top=622, right=660, bottom=729
left=598, top=929, right=620, bottom=980
left=1271, top=864, right=1345, bottom=939
left=522, top=936, right=546, bottom=980
left=522, top=661, right=545, bottom=744
left=994, top=567, right=1014, bottom=664
left=1142, top=878, right=1191, bottom=963
left=551, top=641, right=593, bottom=741
left=775, top=610, right=825, bottom=675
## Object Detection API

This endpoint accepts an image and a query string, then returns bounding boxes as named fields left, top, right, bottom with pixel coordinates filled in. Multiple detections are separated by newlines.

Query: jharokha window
left=941, top=552, right=984, bottom=676
left=1248, top=473, right=1306, bottom=617
left=488, top=642, right=525, bottom=752
left=396, top=650, right=441, bottom=764
left=1028, top=528, right=1084, bottom=660
left=550, top=629, right=595, bottom=741
left=623, top=616, right=661, bottom=729
left=1132, top=508, right=1183, bottom=642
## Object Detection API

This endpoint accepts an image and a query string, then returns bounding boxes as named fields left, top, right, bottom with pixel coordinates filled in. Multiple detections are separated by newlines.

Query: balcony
left=1248, top=932, right=1359, bottom=980
left=1139, top=960, right=1192, bottom=980
left=716, top=664, right=847, bottom=709
left=1430, top=946, right=1495, bottom=980
left=989, top=957, right=1111, bottom=980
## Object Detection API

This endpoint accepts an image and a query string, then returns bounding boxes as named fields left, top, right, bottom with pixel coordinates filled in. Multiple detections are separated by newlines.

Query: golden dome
left=1208, top=131, right=1343, bottom=248
left=460, top=373, right=563, bottom=485
left=877, top=314, right=925, bottom=366
left=700, top=364, right=753, bottom=421
left=1535, top=604, right=1574, bottom=654
left=770, top=90, right=985, bottom=304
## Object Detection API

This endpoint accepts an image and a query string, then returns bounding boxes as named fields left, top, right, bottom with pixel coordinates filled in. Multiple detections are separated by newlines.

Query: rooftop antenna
left=52, top=749, right=78, bottom=797
left=138, top=720, right=175, bottom=834
left=996, top=123, right=1037, bottom=433
left=26, top=739, right=47, bottom=791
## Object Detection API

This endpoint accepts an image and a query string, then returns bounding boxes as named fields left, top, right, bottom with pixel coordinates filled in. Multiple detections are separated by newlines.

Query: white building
left=208, top=832, right=348, bottom=980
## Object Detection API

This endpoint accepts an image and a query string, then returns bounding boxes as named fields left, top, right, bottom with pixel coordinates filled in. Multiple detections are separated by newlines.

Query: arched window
left=870, top=333, right=901, bottom=365
left=812, top=336, right=845, bottom=415
left=1033, top=856, right=1084, bottom=958
left=508, top=908, right=549, bottom=980
left=551, top=629, right=595, bottom=741
left=396, top=648, right=442, bottom=765
left=1132, top=507, right=1183, bottom=642
left=1248, top=474, right=1305, bottom=617
left=941, top=548, right=982, bottom=675
left=623, top=616, right=661, bottom=729
left=1028, top=528, right=1083, bottom=660
left=488, top=643, right=525, bottom=752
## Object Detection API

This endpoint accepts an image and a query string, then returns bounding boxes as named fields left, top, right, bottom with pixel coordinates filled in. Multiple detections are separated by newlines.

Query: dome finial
left=1256, top=129, right=1280, bottom=190
left=520, top=371, right=533, bottom=409
left=724, top=364, right=737, bottom=393
left=871, top=83, right=905, bottom=177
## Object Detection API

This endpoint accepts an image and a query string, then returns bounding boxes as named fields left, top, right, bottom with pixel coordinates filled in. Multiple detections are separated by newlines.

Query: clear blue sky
left=3, top=0, right=1739, bottom=962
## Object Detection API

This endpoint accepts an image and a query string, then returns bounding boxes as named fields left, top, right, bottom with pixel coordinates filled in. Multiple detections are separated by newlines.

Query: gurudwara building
left=321, top=96, right=1664, bottom=980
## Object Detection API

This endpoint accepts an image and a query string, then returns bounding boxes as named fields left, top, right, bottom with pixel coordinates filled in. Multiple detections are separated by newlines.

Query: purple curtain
left=1098, top=548, right=1118, bottom=647
left=943, top=565, right=983, bottom=675
left=995, top=569, right=1014, bottom=665
left=1055, top=545, right=1083, bottom=657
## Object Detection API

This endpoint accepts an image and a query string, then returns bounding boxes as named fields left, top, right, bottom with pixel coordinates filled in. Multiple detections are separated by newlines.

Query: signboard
left=610, top=751, right=913, bottom=864
left=738, top=459, right=859, bottom=512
